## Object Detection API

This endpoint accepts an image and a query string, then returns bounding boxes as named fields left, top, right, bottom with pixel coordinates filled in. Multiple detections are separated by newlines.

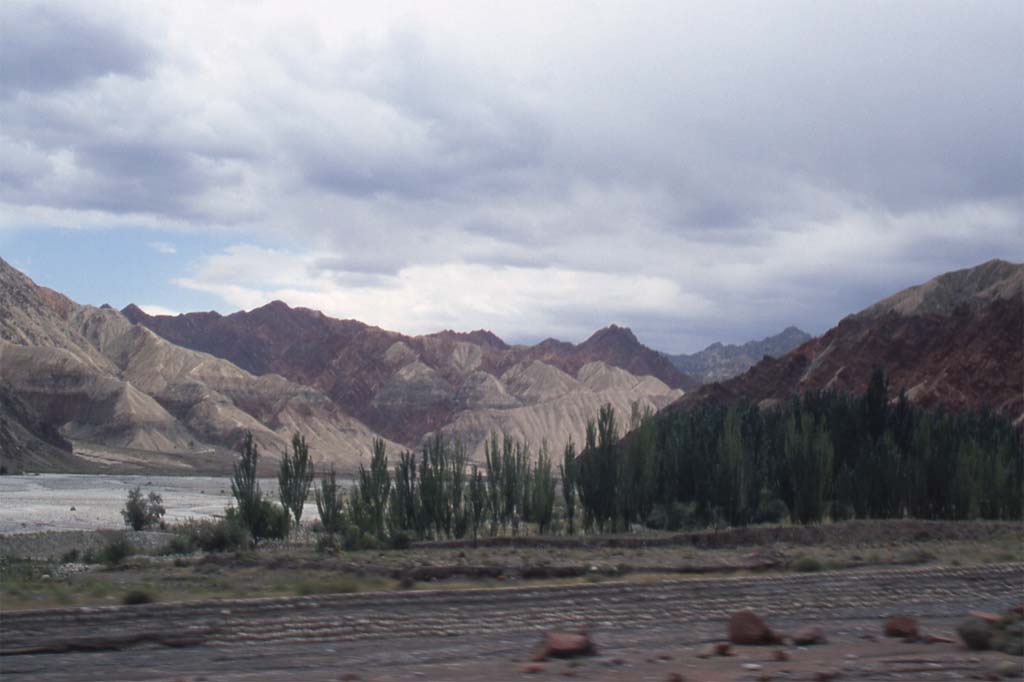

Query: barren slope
left=674, top=260, right=1023, bottom=421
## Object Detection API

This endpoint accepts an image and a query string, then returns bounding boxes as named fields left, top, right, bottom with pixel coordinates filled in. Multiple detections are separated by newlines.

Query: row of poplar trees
left=270, top=367, right=1021, bottom=545
left=572, top=368, right=1023, bottom=532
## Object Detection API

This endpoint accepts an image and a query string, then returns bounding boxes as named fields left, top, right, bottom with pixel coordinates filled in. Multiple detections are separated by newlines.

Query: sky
left=1, top=1, right=1021, bottom=353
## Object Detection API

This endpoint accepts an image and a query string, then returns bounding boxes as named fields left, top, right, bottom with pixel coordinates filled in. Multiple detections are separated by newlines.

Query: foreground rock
left=793, top=626, right=827, bottom=646
left=532, top=632, right=596, bottom=661
left=728, top=611, right=782, bottom=645
left=958, top=606, right=1024, bottom=656
left=884, top=615, right=919, bottom=639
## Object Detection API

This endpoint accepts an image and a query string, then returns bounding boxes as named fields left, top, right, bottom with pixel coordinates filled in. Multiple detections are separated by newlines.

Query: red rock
left=792, top=626, right=827, bottom=646
left=533, top=632, right=596, bottom=661
left=665, top=674, right=686, bottom=682
left=884, top=615, right=919, bottom=639
left=773, top=649, right=790, bottom=661
left=729, top=611, right=780, bottom=645
left=522, top=663, right=544, bottom=674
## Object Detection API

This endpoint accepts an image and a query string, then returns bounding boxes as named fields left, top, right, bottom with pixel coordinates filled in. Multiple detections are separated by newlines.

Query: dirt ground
left=2, top=562, right=1022, bottom=681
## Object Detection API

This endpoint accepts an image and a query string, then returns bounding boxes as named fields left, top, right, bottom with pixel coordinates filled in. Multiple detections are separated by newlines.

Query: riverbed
left=0, top=474, right=279, bottom=534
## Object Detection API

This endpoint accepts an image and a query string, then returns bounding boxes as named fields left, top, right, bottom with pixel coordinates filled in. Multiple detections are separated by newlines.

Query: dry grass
left=2, top=520, right=1021, bottom=611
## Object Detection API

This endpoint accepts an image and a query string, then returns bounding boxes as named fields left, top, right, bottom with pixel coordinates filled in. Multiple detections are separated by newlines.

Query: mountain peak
left=581, top=324, right=640, bottom=349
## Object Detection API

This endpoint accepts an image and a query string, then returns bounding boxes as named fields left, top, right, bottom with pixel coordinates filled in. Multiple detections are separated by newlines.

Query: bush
left=122, top=589, right=156, bottom=605
left=60, top=549, right=80, bottom=563
left=754, top=497, right=790, bottom=525
left=98, top=535, right=133, bottom=566
left=388, top=530, right=412, bottom=550
left=167, top=518, right=248, bottom=554
left=315, top=534, right=339, bottom=554
left=121, top=487, right=166, bottom=531
left=340, top=525, right=380, bottom=551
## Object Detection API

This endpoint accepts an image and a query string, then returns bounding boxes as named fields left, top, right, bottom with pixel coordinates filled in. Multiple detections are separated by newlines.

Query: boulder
left=532, top=632, right=596, bottom=661
left=884, top=615, right=919, bottom=639
left=729, top=611, right=781, bottom=645
left=792, top=626, right=827, bottom=646
left=957, top=618, right=993, bottom=650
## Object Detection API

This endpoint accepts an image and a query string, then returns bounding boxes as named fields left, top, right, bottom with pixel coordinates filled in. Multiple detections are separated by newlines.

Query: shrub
left=99, top=535, right=133, bottom=566
left=122, top=589, right=156, bottom=605
left=121, top=487, right=167, bottom=531
left=754, top=497, right=790, bottom=525
left=60, top=549, right=80, bottom=563
left=315, top=534, right=339, bottom=554
left=388, top=530, right=412, bottom=550
left=168, top=518, right=249, bottom=554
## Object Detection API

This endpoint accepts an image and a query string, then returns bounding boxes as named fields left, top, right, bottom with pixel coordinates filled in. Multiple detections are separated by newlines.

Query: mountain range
left=665, top=326, right=811, bottom=383
left=2, top=257, right=1019, bottom=474
left=0, top=257, right=692, bottom=472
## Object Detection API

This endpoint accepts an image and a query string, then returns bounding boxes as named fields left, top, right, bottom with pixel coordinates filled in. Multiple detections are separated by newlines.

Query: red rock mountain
left=675, top=259, right=1023, bottom=422
left=123, top=304, right=695, bottom=450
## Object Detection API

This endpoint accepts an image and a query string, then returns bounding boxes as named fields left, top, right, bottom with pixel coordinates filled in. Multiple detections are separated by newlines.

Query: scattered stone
left=338, top=675, right=361, bottom=682
left=884, top=615, right=919, bottom=639
left=988, top=660, right=1023, bottom=679
left=69, top=506, right=76, bottom=511
left=698, top=642, right=733, bottom=658
left=793, top=626, right=827, bottom=646
left=742, top=663, right=763, bottom=670
left=958, top=618, right=993, bottom=651
left=813, top=671, right=841, bottom=681
left=657, top=653, right=673, bottom=661
left=609, top=657, right=626, bottom=666
left=922, top=633, right=957, bottom=644
left=664, top=674, right=685, bottom=682
left=532, top=632, right=596, bottom=661
left=773, top=649, right=790, bottom=662
left=521, top=663, right=544, bottom=674
left=729, top=611, right=781, bottom=645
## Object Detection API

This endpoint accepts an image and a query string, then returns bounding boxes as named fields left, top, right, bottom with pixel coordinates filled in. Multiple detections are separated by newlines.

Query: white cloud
left=137, top=304, right=178, bottom=317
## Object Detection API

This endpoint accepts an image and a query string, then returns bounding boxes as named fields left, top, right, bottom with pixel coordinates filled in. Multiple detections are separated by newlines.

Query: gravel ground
left=0, top=474, right=295, bottom=534
left=2, top=562, right=1021, bottom=681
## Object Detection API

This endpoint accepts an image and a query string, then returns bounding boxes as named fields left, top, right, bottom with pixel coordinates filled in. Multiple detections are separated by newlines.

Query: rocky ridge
left=124, top=301, right=690, bottom=458
left=666, top=326, right=811, bottom=383
left=674, top=259, right=1023, bottom=421
left=0, top=258, right=399, bottom=472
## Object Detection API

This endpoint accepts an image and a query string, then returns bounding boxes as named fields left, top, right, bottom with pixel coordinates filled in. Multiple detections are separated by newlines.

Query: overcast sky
left=1, top=1, right=1021, bottom=352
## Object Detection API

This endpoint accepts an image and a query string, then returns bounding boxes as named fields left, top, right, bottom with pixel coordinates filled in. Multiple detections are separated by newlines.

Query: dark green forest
left=265, top=369, right=1021, bottom=547
left=594, top=368, right=1023, bottom=532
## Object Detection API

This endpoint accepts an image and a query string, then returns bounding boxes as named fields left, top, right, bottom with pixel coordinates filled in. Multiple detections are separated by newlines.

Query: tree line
left=230, top=368, right=1021, bottom=547
left=585, top=368, right=1022, bottom=531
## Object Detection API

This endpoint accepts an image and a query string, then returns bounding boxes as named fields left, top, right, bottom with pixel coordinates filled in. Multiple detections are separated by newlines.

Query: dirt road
left=2, top=562, right=1021, bottom=681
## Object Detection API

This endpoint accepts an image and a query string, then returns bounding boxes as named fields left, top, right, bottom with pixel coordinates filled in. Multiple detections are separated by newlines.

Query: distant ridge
left=125, top=304, right=696, bottom=457
left=666, top=326, right=811, bottom=383
left=671, top=259, right=1024, bottom=422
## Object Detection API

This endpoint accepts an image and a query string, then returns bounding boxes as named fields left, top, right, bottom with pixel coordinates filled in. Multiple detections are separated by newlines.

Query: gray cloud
left=0, top=3, right=154, bottom=96
left=2, top=1, right=1022, bottom=351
